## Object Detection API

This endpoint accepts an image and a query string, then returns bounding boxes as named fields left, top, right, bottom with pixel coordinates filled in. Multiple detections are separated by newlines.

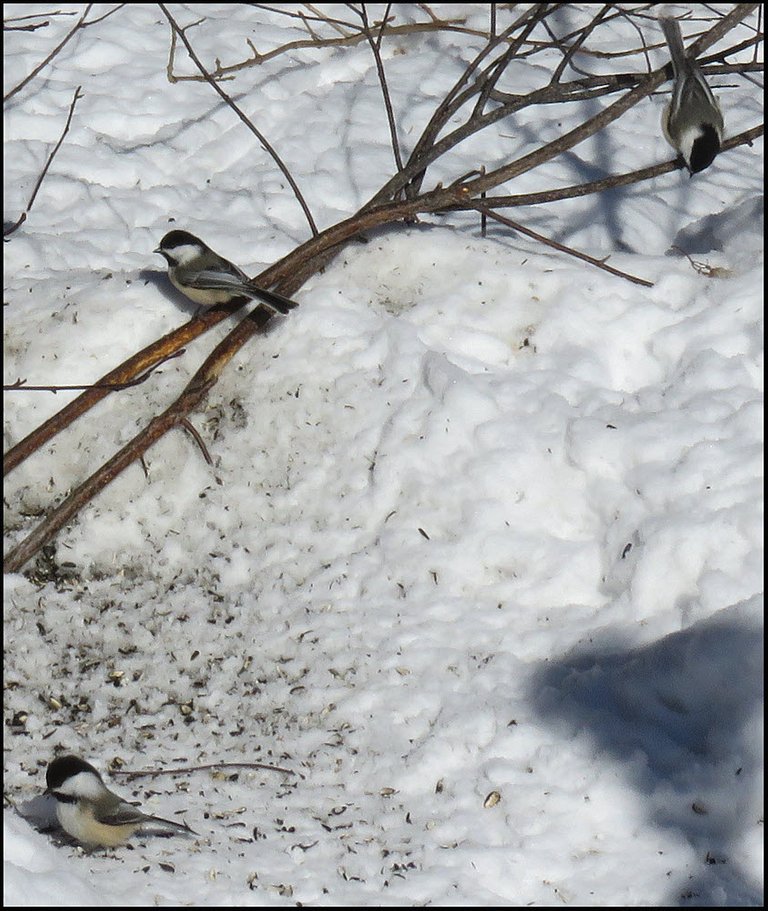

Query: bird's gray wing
left=96, top=798, right=197, bottom=836
left=189, top=268, right=299, bottom=313
left=93, top=796, right=147, bottom=826
left=185, top=266, right=250, bottom=292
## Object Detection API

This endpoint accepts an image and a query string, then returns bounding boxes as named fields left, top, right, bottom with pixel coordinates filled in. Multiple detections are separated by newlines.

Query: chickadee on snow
left=155, top=229, right=299, bottom=314
left=45, top=755, right=196, bottom=848
left=659, top=13, right=724, bottom=174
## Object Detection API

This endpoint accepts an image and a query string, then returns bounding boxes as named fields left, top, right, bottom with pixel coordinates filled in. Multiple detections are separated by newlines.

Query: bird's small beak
left=154, top=246, right=162, bottom=255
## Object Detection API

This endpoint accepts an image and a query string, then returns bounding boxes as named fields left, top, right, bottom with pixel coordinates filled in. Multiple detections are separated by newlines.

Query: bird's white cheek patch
left=167, top=243, right=203, bottom=265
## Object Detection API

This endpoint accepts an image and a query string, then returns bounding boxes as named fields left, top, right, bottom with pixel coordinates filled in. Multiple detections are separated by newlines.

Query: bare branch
left=180, top=418, right=213, bottom=465
left=112, top=759, right=296, bottom=779
left=3, top=4, right=125, bottom=102
left=474, top=204, right=653, bottom=287
left=444, top=125, right=763, bottom=211
left=548, top=5, right=612, bottom=85
left=4, top=19, right=51, bottom=33
left=4, top=86, right=84, bottom=238
left=350, top=3, right=404, bottom=173
left=165, top=10, right=482, bottom=83
left=2, top=350, right=185, bottom=393
left=399, top=6, right=547, bottom=202
left=158, top=3, right=319, bottom=238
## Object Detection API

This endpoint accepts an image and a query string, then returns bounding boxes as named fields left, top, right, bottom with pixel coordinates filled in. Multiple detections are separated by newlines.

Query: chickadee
left=659, top=13, right=724, bottom=174
left=155, top=229, right=299, bottom=314
left=45, top=755, right=196, bottom=848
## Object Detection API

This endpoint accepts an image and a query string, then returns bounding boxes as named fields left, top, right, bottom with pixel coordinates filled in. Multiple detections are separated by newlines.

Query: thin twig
left=5, top=20, right=51, bottom=33
left=613, top=6, right=655, bottom=78
left=2, top=350, right=185, bottom=392
left=166, top=15, right=205, bottom=82
left=3, top=4, right=125, bottom=102
left=180, top=418, right=213, bottom=465
left=112, top=759, right=296, bottom=779
left=444, top=125, right=764, bottom=211
left=4, top=86, right=84, bottom=238
left=166, top=17, right=488, bottom=82
left=4, top=10, right=69, bottom=23
left=471, top=6, right=550, bottom=119
left=374, top=2, right=392, bottom=50
left=548, top=5, right=612, bottom=85
left=158, top=3, right=318, bottom=237
left=399, top=7, right=544, bottom=201
left=352, top=4, right=403, bottom=173
left=4, top=4, right=91, bottom=102
left=302, top=4, right=357, bottom=36
left=474, top=204, right=654, bottom=287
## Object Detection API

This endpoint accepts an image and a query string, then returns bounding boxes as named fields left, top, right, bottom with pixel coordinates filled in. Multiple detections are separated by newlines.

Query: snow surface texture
left=3, top=3, right=763, bottom=906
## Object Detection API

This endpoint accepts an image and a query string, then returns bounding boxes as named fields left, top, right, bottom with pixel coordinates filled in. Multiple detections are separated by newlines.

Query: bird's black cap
left=46, top=755, right=102, bottom=791
left=158, top=230, right=201, bottom=251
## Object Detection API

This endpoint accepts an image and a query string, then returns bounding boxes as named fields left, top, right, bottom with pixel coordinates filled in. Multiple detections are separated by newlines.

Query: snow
left=3, top=3, right=763, bottom=906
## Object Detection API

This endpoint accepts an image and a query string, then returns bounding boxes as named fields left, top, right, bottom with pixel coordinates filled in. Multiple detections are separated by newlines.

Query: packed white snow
left=3, top=3, right=763, bottom=906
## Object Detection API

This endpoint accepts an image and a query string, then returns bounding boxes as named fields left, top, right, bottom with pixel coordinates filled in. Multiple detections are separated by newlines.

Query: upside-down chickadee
left=155, top=229, right=299, bottom=314
left=45, top=755, right=197, bottom=848
left=659, top=13, right=724, bottom=174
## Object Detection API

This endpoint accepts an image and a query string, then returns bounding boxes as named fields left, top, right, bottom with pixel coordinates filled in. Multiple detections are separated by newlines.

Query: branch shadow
left=528, top=597, right=763, bottom=906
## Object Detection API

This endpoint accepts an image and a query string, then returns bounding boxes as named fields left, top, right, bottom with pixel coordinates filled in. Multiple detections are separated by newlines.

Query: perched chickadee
left=659, top=13, right=724, bottom=174
left=45, top=755, right=196, bottom=848
left=155, top=229, right=299, bottom=314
